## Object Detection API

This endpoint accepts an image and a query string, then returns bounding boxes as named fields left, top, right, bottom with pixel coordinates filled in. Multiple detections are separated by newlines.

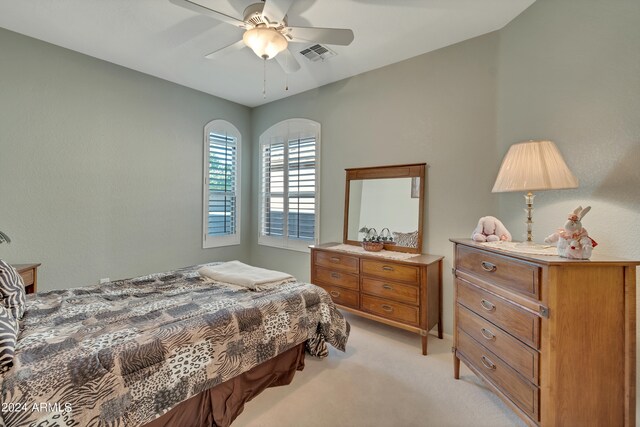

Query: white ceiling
left=0, top=0, right=535, bottom=107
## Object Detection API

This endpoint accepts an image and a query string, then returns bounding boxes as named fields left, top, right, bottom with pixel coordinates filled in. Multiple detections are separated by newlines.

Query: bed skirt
left=143, top=343, right=306, bottom=427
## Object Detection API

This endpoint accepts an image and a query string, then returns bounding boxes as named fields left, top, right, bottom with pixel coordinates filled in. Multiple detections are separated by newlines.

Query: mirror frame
left=343, top=163, right=426, bottom=254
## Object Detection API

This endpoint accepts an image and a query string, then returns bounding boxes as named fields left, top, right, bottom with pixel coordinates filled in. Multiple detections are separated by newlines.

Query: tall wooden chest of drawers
left=310, top=243, right=444, bottom=355
left=451, top=238, right=639, bottom=426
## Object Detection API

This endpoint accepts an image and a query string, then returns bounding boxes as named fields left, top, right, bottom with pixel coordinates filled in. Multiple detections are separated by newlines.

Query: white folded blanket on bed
left=198, top=261, right=294, bottom=290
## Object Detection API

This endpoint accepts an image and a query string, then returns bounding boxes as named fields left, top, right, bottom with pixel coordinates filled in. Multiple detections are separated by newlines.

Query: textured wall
left=249, top=0, right=640, bottom=342
left=2, top=0, right=637, bottom=352
left=497, top=0, right=640, bottom=416
left=497, top=0, right=640, bottom=255
left=250, top=33, right=501, bottom=335
left=0, top=28, right=252, bottom=289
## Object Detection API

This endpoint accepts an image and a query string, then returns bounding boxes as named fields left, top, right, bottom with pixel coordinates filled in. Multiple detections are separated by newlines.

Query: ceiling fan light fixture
left=243, top=25, right=288, bottom=60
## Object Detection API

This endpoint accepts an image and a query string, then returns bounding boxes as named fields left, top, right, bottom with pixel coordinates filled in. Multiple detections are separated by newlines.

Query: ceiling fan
left=169, top=0, right=355, bottom=74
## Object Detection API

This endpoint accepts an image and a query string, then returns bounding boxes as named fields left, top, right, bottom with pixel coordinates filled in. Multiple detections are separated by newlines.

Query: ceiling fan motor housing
left=244, top=2, right=287, bottom=28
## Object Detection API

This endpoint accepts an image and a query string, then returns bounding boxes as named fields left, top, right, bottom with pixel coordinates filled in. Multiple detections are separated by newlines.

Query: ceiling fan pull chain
left=285, top=54, right=289, bottom=91
left=263, top=57, right=267, bottom=99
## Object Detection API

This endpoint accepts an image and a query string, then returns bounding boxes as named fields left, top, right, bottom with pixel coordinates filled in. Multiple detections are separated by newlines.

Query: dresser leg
left=438, top=321, right=443, bottom=339
left=454, top=353, right=460, bottom=379
left=422, top=335, right=428, bottom=355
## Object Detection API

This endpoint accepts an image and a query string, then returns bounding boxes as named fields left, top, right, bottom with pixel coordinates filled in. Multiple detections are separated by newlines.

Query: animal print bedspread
left=0, top=263, right=349, bottom=427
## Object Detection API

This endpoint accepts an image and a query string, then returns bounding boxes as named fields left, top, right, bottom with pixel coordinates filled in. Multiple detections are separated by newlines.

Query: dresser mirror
left=343, top=163, right=426, bottom=254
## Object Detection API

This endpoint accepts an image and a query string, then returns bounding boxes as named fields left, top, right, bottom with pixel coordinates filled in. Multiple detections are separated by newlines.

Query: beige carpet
left=234, top=312, right=525, bottom=427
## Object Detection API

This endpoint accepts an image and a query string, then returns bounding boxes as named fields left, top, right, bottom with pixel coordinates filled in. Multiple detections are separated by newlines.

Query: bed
left=0, top=262, right=349, bottom=427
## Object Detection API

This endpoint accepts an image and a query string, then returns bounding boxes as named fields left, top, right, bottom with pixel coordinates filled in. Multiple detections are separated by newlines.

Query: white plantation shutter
left=259, top=119, right=320, bottom=252
left=203, top=120, right=241, bottom=248
left=261, top=140, right=286, bottom=238
left=208, top=134, right=237, bottom=234
left=287, top=137, right=317, bottom=240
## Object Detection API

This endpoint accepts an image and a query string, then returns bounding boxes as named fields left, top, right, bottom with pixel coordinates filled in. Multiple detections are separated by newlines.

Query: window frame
left=258, top=118, right=321, bottom=253
left=202, top=119, right=241, bottom=249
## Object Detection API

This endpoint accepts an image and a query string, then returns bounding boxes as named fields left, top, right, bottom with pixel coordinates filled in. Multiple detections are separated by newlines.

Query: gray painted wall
left=0, top=28, right=253, bottom=289
left=497, top=0, right=640, bottom=415
left=250, top=33, right=501, bottom=336
left=249, top=0, right=639, bottom=343
left=497, top=0, right=640, bottom=254
left=1, top=0, right=637, bottom=354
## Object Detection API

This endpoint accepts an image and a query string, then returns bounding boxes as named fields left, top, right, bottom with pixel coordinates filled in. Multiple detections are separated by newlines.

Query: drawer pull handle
left=382, top=284, right=393, bottom=290
left=382, top=266, right=394, bottom=271
left=481, top=261, right=497, bottom=272
left=381, top=304, right=394, bottom=312
left=480, top=328, right=495, bottom=340
left=481, top=356, right=496, bottom=370
left=330, top=257, right=341, bottom=263
left=480, top=299, right=496, bottom=312
left=329, top=291, right=340, bottom=298
left=330, top=273, right=341, bottom=279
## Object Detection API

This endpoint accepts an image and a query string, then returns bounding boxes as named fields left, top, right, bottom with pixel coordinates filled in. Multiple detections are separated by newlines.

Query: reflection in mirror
left=347, top=178, right=420, bottom=245
left=344, top=163, right=425, bottom=253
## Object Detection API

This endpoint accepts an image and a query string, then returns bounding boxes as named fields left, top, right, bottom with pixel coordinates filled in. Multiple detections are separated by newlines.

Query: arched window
left=259, top=119, right=321, bottom=252
left=203, top=120, right=241, bottom=248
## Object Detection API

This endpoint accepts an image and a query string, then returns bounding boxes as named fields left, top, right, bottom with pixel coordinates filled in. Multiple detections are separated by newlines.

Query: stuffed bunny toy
left=545, top=206, right=597, bottom=259
left=471, top=216, right=512, bottom=242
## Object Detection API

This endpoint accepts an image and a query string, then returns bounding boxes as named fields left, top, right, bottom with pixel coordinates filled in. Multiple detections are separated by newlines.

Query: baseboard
left=429, top=329, right=453, bottom=340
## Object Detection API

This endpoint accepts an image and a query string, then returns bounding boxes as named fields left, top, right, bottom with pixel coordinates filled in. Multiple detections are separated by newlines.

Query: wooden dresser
left=13, top=263, right=40, bottom=294
left=451, top=239, right=638, bottom=426
left=310, top=243, right=444, bottom=355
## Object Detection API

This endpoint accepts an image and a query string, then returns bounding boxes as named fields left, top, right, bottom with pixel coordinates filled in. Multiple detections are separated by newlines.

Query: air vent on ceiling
left=299, top=44, right=336, bottom=62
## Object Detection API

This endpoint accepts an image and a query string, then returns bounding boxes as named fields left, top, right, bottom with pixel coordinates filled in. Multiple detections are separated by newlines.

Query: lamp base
left=523, top=191, right=535, bottom=243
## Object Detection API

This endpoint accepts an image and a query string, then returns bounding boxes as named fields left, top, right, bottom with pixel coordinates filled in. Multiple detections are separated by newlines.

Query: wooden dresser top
left=311, top=242, right=444, bottom=266
left=451, top=238, right=640, bottom=267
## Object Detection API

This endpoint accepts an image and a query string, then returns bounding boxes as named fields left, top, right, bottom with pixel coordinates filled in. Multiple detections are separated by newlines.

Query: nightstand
left=13, top=263, right=41, bottom=294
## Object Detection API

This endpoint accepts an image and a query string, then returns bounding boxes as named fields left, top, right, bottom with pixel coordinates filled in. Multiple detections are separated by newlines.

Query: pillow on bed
left=0, top=260, right=27, bottom=319
left=0, top=305, right=19, bottom=372
left=392, top=231, right=419, bottom=248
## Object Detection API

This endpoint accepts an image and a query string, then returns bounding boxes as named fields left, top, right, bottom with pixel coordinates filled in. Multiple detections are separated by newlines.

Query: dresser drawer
left=314, top=251, right=359, bottom=274
left=361, top=260, right=419, bottom=284
left=457, top=278, right=540, bottom=349
left=361, top=277, right=419, bottom=305
left=457, top=304, right=538, bottom=384
left=456, top=245, right=540, bottom=299
left=361, top=295, right=419, bottom=325
left=314, top=267, right=359, bottom=290
left=316, top=284, right=359, bottom=309
left=457, top=330, right=539, bottom=421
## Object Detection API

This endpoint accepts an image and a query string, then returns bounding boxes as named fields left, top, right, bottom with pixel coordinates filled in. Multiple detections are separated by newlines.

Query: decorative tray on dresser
left=450, top=238, right=639, bottom=426
left=310, top=243, right=444, bottom=355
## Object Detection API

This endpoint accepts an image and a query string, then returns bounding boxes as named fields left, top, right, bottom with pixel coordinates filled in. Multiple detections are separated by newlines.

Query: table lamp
left=492, top=140, right=578, bottom=245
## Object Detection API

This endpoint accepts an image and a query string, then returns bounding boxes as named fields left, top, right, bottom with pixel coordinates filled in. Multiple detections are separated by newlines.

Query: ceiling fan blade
left=169, top=0, right=246, bottom=28
left=275, top=48, right=302, bottom=74
left=205, top=39, right=246, bottom=60
left=261, top=0, right=295, bottom=23
left=286, top=27, right=354, bottom=46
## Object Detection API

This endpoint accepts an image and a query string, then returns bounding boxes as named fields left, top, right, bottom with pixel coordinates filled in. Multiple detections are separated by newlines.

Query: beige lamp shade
left=492, top=140, right=578, bottom=193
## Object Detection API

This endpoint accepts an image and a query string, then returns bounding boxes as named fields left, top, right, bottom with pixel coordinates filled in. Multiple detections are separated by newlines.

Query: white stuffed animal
left=544, top=206, right=597, bottom=259
left=471, top=216, right=512, bottom=242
